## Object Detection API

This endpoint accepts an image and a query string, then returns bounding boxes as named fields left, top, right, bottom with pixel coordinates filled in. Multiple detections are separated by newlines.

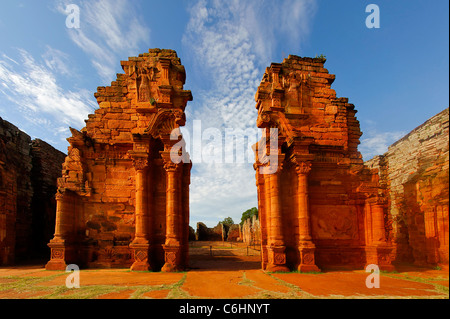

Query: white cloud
left=42, top=46, right=71, bottom=76
left=0, top=49, right=97, bottom=130
left=183, top=0, right=317, bottom=226
left=360, top=129, right=406, bottom=161
left=55, top=0, right=150, bottom=83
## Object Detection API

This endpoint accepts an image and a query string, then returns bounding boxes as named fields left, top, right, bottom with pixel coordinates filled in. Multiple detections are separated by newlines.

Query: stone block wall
left=366, top=108, right=449, bottom=266
left=241, top=215, right=260, bottom=244
left=0, top=117, right=65, bottom=265
left=0, top=118, right=33, bottom=265
left=195, top=222, right=224, bottom=241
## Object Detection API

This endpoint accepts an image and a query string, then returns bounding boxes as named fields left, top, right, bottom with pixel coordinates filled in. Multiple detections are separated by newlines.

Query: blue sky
left=0, top=0, right=448, bottom=227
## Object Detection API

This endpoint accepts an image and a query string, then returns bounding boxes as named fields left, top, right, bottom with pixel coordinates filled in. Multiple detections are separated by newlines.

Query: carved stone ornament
left=133, top=158, right=148, bottom=171
left=295, top=161, right=312, bottom=175
left=134, top=249, right=148, bottom=262
left=51, top=248, right=64, bottom=260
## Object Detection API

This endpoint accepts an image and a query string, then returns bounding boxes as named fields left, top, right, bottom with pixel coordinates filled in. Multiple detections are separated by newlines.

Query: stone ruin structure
left=0, top=118, right=66, bottom=265
left=41, top=49, right=447, bottom=273
left=195, top=222, right=223, bottom=241
left=241, top=215, right=261, bottom=245
left=195, top=222, right=239, bottom=242
left=366, top=108, right=449, bottom=266
left=45, top=49, right=192, bottom=272
left=253, top=55, right=394, bottom=272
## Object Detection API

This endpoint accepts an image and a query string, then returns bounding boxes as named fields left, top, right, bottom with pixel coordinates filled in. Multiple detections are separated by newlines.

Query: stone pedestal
left=298, top=242, right=320, bottom=272
left=161, top=244, right=183, bottom=272
left=266, top=245, right=289, bottom=272
left=45, top=240, right=68, bottom=270
left=365, top=245, right=396, bottom=272
left=129, top=242, right=151, bottom=271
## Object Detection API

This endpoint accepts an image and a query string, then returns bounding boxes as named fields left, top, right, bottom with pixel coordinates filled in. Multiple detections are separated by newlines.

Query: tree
left=240, top=207, right=258, bottom=225
left=219, top=217, right=235, bottom=227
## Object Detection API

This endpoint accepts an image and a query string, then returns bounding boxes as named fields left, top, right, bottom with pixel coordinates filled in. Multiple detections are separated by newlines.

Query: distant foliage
left=240, top=207, right=258, bottom=225
left=219, top=217, right=235, bottom=227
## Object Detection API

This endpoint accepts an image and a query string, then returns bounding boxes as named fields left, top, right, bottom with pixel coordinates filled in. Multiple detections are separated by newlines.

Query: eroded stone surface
left=254, top=56, right=393, bottom=272
left=45, top=49, right=192, bottom=272
left=0, top=118, right=65, bottom=265
left=366, top=108, right=449, bottom=266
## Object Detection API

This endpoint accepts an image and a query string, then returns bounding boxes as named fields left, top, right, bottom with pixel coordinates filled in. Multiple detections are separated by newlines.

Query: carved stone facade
left=45, top=49, right=192, bottom=272
left=254, top=55, right=394, bottom=271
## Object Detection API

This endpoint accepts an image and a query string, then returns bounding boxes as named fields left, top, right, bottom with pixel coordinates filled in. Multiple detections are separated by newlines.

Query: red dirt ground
left=0, top=247, right=448, bottom=299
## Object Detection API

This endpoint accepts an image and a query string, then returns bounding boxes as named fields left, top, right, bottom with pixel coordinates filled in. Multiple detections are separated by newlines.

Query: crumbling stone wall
left=195, top=222, right=221, bottom=241
left=0, top=118, right=65, bottom=265
left=45, top=49, right=192, bottom=272
left=241, top=215, right=260, bottom=244
left=194, top=222, right=242, bottom=242
left=366, top=108, right=449, bottom=266
left=254, top=55, right=392, bottom=272
left=0, top=118, right=33, bottom=265
left=227, top=224, right=240, bottom=242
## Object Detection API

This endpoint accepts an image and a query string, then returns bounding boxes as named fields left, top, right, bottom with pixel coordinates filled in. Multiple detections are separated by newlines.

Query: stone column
left=371, top=200, right=387, bottom=244
left=295, top=161, right=320, bottom=272
left=130, top=157, right=152, bottom=271
left=159, top=58, right=171, bottom=86
left=266, top=156, right=289, bottom=272
left=255, top=166, right=269, bottom=270
left=181, top=164, right=191, bottom=268
left=46, top=191, right=71, bottom=270
left=162, top=160, right=183, bottom=272
left=365, top=196, right=395, bottom=271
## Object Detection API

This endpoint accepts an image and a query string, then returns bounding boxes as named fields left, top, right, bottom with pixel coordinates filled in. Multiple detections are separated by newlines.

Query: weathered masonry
left=1, top=118, right=66, bottom=265
left=253, top=55, right=395, bottom=272
left=366, top=108, right=449, bottom=267
left=45, top=49, right=192, bottom=272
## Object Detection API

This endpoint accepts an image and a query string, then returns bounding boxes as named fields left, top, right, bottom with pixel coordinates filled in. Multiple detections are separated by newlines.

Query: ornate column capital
left=294, top=160, right=312, bottom=175
left=133, top=157, right=149, bottom=171
left=161, top=150, right=182, bottom=173
left=164, top=161, right=181, bottom=172
left=55, top=190, right=65, bottom=201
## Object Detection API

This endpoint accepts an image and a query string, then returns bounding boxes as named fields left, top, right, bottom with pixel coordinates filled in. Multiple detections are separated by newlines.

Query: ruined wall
left=46, top=49, right=192, bottom=272
left=0, top=118, right=65, bottom=265
left=254, top=55, right=393, bottom=272
left=227, top=224, right=240, bottom=242
left=194, top=222, right=243, bottom=242
left=366, top=108, right=449, bottom=266
left=241, top=215, right=260, bottom=244
left=195, top=222, right=222, bottom=241
left=0, top=118, right=33, bottom=265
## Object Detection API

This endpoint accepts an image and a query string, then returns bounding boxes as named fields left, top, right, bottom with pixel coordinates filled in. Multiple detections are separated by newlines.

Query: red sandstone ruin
left=45, top=49, right=192, bottom=272
left=253, top=55, right=396, bottom=272
left=41, top=49, right=447, bottom=273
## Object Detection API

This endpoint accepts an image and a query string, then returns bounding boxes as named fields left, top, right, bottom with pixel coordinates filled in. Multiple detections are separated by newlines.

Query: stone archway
left=46, top=49, right=395, bottom=273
